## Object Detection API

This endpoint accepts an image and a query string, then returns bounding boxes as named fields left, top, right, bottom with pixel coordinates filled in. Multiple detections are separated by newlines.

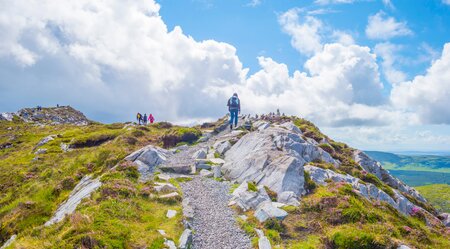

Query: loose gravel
left=181, top=177, right=251, bottom=249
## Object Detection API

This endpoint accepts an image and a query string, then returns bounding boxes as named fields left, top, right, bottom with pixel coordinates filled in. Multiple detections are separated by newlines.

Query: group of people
left=136, top=113, right=154, bottom=125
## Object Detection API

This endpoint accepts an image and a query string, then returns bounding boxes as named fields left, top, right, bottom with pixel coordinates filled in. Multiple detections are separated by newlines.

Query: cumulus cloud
left=382, top=0, right=395, bottom=9
left=366, top=11, right=412, bottom=40
left=0, top=0, right=247, bottom=122
left=246, top=0, right=261, bottom=7
left=391, top=43, right=450, bottom=124
left=443, top=0, right=450, bottom=5
left=315, top=0, right=355, bottom=4
left=209, top=43, right=396, bottom=127
left=278, top=8, right=323, bottom=56
left=374, top=42, right=407, bottom=84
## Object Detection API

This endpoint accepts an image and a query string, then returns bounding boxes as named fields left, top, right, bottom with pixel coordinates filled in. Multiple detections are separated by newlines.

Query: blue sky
left=159, top=0, right=450, bottom=81
left=1, top=0, right=450, bottom=152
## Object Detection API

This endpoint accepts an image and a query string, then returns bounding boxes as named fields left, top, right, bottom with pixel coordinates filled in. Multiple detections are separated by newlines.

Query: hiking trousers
left=229, top=109, right=238, bottom=126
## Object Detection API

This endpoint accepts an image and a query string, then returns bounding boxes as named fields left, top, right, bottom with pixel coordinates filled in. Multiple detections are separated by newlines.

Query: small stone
left=200, top=169, right=214, bottom=177
left=196, top=163, right=211, bottom=170
left=154, top=183, right=177, bottom=193
left=208, top=158, right=226, bottom=165
left=397, top=245, right=411, bottom=249
left=157, top=173, right=172, bottom=181
left=228, top=200, right=237, bottom=206
left=258, top=236, right=272, bottom=249
left=178, top=229, right=193, bottom=249
left=254, top=202, right=288, bottom=222
left=213, top=166, right=222, bottom=178
left=166, top=209, right=177, bottom=219
left=159, top=192, right=180, bottom=199
left=34, top=148, right=47, bottom=155
left=164, top=239, right=177, bottom=249
left=158, top=229, right=167, bottom=236
left=192, top=149, right=207, bottom=159
left=239, top=215, right=248, bottom=221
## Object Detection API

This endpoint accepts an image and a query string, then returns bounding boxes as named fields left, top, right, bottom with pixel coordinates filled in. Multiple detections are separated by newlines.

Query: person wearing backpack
left=149, top=114, right=155, bottom=124
left=227, top=93, right=241, bottom=130
left=143, top=113, right=148, bottom=125
left=136, top=113, right=142, bottom=125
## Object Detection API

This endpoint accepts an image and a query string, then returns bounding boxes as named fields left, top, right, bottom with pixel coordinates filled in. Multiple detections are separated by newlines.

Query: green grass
left=416, top=184, right=450, bottom=213
left=0, top=119, right=184, bottom=247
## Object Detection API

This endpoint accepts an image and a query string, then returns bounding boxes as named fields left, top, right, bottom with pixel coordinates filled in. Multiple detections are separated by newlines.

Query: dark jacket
left=227, top=96, right=240, bottom=111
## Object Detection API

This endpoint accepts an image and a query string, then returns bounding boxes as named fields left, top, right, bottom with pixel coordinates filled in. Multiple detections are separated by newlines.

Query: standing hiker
left=227, top=93, right=240, bottom=130
left=143, top=113, right=148, bottom=125
left=136, top=113, right=142, bottom=125
left=149, top=114, right=155, bottom=124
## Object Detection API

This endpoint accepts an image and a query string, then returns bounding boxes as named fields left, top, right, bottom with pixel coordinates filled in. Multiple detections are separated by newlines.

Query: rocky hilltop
left=0, top=108, right=449, bottom=249
left=1, top=106, right=90, bottom=125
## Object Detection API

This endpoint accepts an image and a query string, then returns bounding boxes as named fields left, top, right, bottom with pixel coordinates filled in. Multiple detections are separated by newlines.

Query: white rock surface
left=258, top=236, right=272, bottom=249
left=254, top=202, right=288, bottom=222
left=192, top=148, right=207, bottom=159
left=159, top=192, right=180, bottom=199
left=231, top=181, right=271, bottom=211
left=200, top=169, right=214, bottom=177
left=45, top=176, right=101, bottom=226
left=178, top=229, right=193, bottom=249
left=166, top=209, right=177, bottom=219
left=164, top=239, right=177, bottom=249
left=36, top=135, right=55, bottom=148
left=34, top=148, right=47, bottom=155
left=223, top=126, right=338, bottom=197
left=353, top=150, right=426, bottom=202
left=0, top=235, right=17, bottom=249
left=0, top=113, right=14, bottom=121
left=214, top=140, right=232, bottom=155
left=154, top=182, right=177, bottom=193
left=304, top=165, right=430, bottom=217
left=125, top=145, right=171, bottom=181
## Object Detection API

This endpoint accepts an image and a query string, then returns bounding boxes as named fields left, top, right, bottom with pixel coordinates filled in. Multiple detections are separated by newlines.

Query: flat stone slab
left=208, top=158, right=226, bottom=165
left=166, top=209, right=177, bottom=219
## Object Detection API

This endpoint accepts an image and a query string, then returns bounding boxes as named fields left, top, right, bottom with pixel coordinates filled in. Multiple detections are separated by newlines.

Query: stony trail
left=176, top=118, right=251, bottom=249
left=181, top=177, right=251, bottom=249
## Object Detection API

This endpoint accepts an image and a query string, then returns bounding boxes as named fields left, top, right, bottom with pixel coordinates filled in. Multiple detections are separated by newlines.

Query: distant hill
left=365, top=151, right=450, bottom=173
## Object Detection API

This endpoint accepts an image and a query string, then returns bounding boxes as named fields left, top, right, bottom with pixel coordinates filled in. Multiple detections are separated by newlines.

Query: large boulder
left=125, top=145, right=171, bottom=181
left=255, top=202, right=288, bottom=222
left=223, top=126, right=337, bottom=197
left=231, top=181, right=271, bottom=211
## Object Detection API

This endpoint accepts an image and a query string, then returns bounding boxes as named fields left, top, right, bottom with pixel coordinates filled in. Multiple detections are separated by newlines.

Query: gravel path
left=181, top=177, right=251, bottom=249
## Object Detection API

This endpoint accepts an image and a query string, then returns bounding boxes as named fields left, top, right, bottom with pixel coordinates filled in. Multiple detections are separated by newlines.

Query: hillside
left=1, top=108, right=449, bottom=249
left=365, top=151, right=450, bottom=173
left=415, top=184, right=450, bottom=213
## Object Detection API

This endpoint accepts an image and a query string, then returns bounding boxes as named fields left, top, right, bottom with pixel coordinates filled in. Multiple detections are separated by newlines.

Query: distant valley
left=366, top=151, right=450, bottom=212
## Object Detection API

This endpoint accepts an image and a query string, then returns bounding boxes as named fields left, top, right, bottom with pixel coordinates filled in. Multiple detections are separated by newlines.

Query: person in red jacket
left=148, top=114, right=155, bottom=124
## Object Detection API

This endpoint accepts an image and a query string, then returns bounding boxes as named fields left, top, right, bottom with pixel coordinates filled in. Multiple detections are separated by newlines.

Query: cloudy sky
left=1, top=0, right=450, bottom=152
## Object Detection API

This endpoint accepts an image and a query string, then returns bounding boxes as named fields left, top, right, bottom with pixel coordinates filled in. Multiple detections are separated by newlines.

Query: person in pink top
left=148, top=114, right=155, bottom=124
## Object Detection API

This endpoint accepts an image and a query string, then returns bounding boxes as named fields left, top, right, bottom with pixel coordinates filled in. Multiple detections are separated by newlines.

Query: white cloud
left=391, top=43, right=450, bottom=124
left=374, top=42, right=407, bottom=84
left=331, top=31, right=355, bottom=45
left=315, top=0, right=355, bottom=4
left=0, top=0, right=247, bottom=122
left=246, top=0, right=261, bottom=7
left=382, top=0, right=395, bottom=9
left=278, top=8, right=323, bottom=56
left=443, top=0, right=450, bottom=5
left=366, top=11, right=412, bottom=40
left=209, top=43, right=395, bottom=127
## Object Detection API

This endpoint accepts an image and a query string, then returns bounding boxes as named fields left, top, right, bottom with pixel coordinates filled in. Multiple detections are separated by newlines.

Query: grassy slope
left=0, top=119, right=201, bottom=248
left=416, top=184, right=450, bottom=213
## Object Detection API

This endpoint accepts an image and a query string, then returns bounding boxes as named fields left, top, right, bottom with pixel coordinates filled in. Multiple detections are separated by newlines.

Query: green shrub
left=330, top=230, right=385, bottom=249
left=247, top=181, right=258, bottom=192
left=131, top=130, right=144, bottom=137
left=319, top=143, right=335, bottom=154
left=304, top=171, right=317, bottom=193
left=264, top=218, right=285, bottom=233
